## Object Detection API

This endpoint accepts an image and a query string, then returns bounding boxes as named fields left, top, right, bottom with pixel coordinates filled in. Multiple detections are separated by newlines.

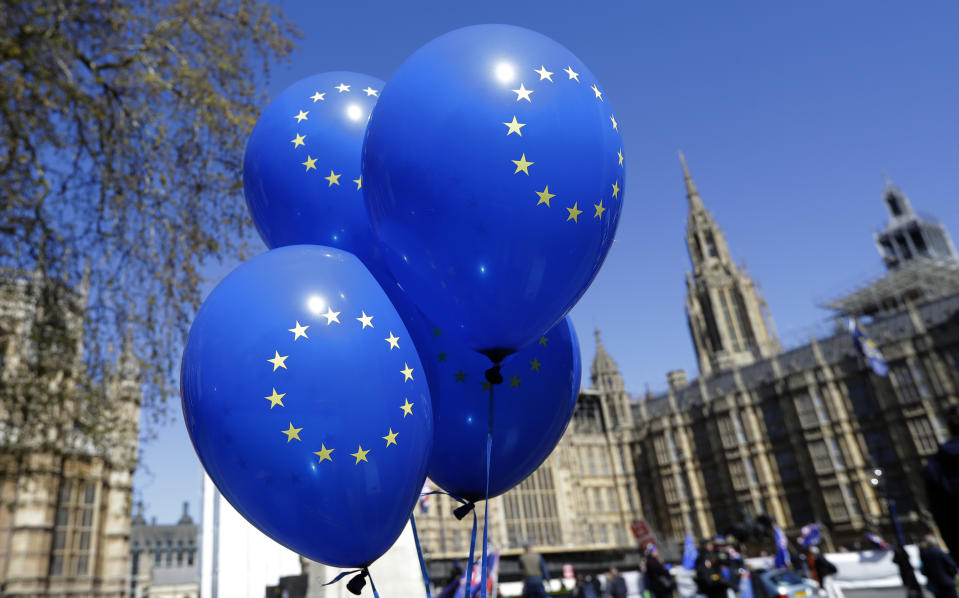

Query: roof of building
left=822, top=258, right=959, bottom=317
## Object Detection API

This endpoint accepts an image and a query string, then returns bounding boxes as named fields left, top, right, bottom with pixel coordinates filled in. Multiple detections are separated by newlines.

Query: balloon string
left=410, top=514, right=432, bottom=598
left=367, top=568, right=380, bottom=598
left=463, top=504, right=478, bottom=597
left=323, top=569, right=362, bottom=586
left=480, top=372, right=495, bottom=598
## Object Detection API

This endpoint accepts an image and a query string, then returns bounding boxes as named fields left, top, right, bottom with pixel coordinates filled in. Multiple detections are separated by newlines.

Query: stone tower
left=874, top=175, right=959, bottom=269
left=680, top=152, right=781, bottom=377
left=591, top=329, right=632, bottom=430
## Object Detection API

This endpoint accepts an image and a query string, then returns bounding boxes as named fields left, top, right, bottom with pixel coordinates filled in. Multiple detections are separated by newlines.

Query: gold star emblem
left=353, top=175, right=362, bottom=190
left=268, top=351, right=288, bottom=371
left=432, top=327, right=442, bottom=337
left=535, top=185, right=555, bottom=207
left=454, top=370, right=467, bottom=383
left=382, top=429, right=398, bottom=447
left=282, top=422, right=302, bottom=443
left=512, top=153, right=533, bottom=175
left=310, top=91, right=325, bottom=102
left=437, top=351, right=448, bottom=362
left=356, top=311, right=374, bottom=329
left=512, top=83, right=534, bottom=102
left=539, top=336, right=549, bottom=346
left=294, top=110, right=309, bottom=123
left=350, top=445, right=369, bottom=464
left=563, top=66, right=580, bottom=82
left=610, top=114, right=618, bottom=131
left=509, top=375, right=521, bottom=388
left=401, top=363, right=414, bottom=382
left=530, top=358, right=542, bottom=372
left=301, top=155, right=317, bottom=172
left=325, top=170, right=341, bottom=186
left=535, top=65, right=554, bottom=81
left=288, top=321, right=309, bottom=341
left=363, top=86, right=379, bottom=96
left=611, top=181, right=620, bottom=198
left=594, top=200, right=606, bottom=219
left=503, top=116, right=526, bottom=136
left=566, top=203, right=583, bottom=223
left=322, top=306, right=340, bottom=325
left=618, top=149, right=624, bottom=166
left=264, top=388, right=286, bottom=409
left=481, top=380, right=491, bottom=391
left=291, top=133, right=306, bottom=148
left=385, top=331, right=400, bottom=350
left=335, top=83, right=350, bottom=93
left=400, top=398, right=414, bottom=417
left=313, top=444, right=333, bottom=463
left=591, top=84, right=604, bottom=101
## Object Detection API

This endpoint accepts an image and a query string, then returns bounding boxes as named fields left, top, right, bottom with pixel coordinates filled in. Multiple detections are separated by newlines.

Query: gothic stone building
left=415, top=156, right=959, bottom=565
left=129, top=503, right=199, bottom=598
left=0, top=270, right=142, bottom=597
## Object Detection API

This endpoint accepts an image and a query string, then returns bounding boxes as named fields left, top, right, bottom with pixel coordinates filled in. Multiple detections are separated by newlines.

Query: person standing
left=644, top=544, right=676, bottom=598
left=606, top=567, right=627, bottom=598
left=892, top=544, right=924, bottom=598
left=519, top=544, right=550, bottom=598
left=920, top=535, right=959, bottom=598
left=925, top=404, right=959, bottom=558
left=809, top=546, right=843, bottom=598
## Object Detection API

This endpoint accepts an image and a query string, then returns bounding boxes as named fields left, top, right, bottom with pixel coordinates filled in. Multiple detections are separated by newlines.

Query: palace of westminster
left=1, top=155, right=958, bottom=594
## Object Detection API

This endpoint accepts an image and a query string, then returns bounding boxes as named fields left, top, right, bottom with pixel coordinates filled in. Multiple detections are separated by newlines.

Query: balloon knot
left=453, top=501, right=475, bottom=520
left=346, top=570, right=368, bottom=595
left=484, top=364, right=503, bottom=385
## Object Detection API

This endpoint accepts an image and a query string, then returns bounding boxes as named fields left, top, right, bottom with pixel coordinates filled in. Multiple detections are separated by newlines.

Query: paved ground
left=844, top=587, right=931, bottom=598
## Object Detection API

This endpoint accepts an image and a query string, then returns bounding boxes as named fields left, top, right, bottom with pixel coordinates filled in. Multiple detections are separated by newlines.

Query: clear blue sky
left=134, top=0, right=959, bottom=524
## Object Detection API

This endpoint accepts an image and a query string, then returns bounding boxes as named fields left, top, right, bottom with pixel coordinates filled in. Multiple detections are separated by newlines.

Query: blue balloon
left=245, top=72, right=384, bottom=264
left=413, top=313, right=580, bottom=501
left=363, top=25, right=624, bottom=357
left=181, top=246, right=432, bottom=567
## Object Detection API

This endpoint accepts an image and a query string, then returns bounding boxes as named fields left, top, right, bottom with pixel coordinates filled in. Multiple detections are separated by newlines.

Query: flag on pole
left=864, top=532, right=891, bottom=551
left=848, top=318, right=888, bottom=376
left=453, top=551, right=500, bottom=598
left=419, top=479, right=433, bottom=513
left=682, top=532, right=699, bottom=570
left=798, top=523, right=821, bottom=548
left=773, top=526, right=790, bottom=569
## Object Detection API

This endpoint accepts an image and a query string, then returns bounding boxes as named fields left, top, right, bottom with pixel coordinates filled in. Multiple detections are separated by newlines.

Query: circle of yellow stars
left=431, top=328, right=549, bottom=392
left=263, top=311, right=417, bottom=466
left=502, top=64, right=623, bottom=225
left=288, top=81, right=378, bottom=192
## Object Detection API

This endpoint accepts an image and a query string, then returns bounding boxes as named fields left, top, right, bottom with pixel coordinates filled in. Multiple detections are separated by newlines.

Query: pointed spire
left=881, top=172, right=915, bottom=219
left=591, top=328, right=624, bottom=391
left=679, top=151, right=706, bottom=212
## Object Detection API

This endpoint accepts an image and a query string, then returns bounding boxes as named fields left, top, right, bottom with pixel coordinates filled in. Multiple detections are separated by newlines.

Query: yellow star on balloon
left=611, top=181, right=620, bottom=198
left=356, top=311, right=374, bottom=329
left=353, top=176, right=362, bottom=190
left=535, top=65, right=554, bottom=81
left=539, top=336, right=549, bottom=345
left=313, top=444, right=334, bottom=463
left=509, top=375, right=521, bottom=388
left=322, top=307, right=340, bottom=325
left=264, top=388, right=286, bottom=409
left=610, top=115, right=618, bottom=131
left=310, top=91, right=325, bottom=102
left=385, top=331, right=400, bottom=350
left=454, top=370, right=467, bottom=382
left=512, top=83, right=534, bottom=102
left=591, top=84, right=604, bottom=101
left=288, top=321, right=309, bottom=341
left=535, top=185, right=555, bottom=207
left=382, top=429, right=398, bottom=447
left=301, top=155, right=317, bottom=172
left=282, top=422, right=302, bottom=442
left=294, top=110, right=309, bottom=122
left=400, top=398, right=414, bottom=417
left=363, top=87, right=379, bottom=96
left=401, top=362, right=414, bottom=382
left=530, top=358, right=542, bottom=372
left=351, top=445, right=369, bottom=464
left=594, top=200, right=606, bottom=219
left=512, top=154, right=533, bottom=175
left=503, top=116, right=526, bottom=136
left=325, top=170, right=341, bottom=186
left=618, top=149, right=624, bottom=166
left=481, top=381, right=491, bottom=391
left=563, top=66, right=580, bottom=81
left=336, top=83, right=350, bottom=93
left=291, top=133, right=306, bottom=148
left=268, top=351, right=288, bottom=371
left=566, top=203, right=583, bottom=223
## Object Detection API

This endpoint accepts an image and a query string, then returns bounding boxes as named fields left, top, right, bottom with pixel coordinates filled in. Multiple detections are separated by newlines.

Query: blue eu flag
left=848, top=318, right=888, bottom=376
left=682, top=533, right=699, bottom=570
